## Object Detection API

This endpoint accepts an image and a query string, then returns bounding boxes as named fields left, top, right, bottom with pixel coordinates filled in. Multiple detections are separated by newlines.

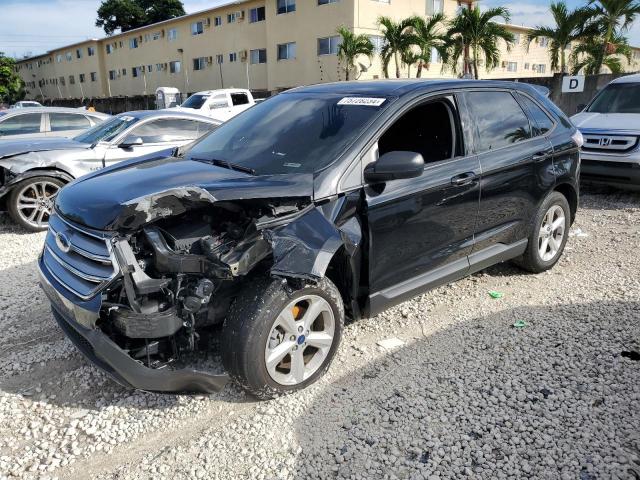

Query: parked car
left=0, top=110, right=220, bottom=230
left=0, top=107, right=109, bottom=141
left=10, top=100, right=43, bottom=109
left=38, top=80, right=581, bottom=399
left=571, top=74, right=640, bottom=189
left=172, top=88, right=256, bottom=122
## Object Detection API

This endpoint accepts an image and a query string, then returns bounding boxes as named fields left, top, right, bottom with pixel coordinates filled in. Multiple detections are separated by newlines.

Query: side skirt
left=365, top=239, right=528, bottom=318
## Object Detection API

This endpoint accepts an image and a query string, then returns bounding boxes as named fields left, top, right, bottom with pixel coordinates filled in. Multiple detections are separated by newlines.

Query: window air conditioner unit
left=240, top=49, right=248, bottom=62
left=237, top=10, right=245, bottom=21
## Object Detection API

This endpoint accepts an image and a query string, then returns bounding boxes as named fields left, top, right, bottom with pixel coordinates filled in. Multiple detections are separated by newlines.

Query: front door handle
left=451, top=172, right=478, bottom=186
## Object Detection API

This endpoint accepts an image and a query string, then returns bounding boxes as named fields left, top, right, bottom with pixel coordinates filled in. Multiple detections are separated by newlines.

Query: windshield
left=185, top=92, right=390, bottom=175
left=74, top=115, right=138, bottom=144
left=587, top=83, right=640, bottom=114
left=181, top=94, right=210, bottom=109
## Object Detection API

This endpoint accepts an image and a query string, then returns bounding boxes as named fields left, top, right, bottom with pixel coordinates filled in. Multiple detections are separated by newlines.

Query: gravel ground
left=0, top=187, right=638, bottom=480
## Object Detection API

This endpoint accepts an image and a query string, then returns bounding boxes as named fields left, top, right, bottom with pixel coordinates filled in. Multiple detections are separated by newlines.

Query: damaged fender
left=263, top=194, right=363, bottom=283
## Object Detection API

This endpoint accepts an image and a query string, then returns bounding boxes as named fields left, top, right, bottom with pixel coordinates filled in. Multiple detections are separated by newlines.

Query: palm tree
left=584, top=0, right=640, bottom=73
left=446, top=6, right=515, bottom=79
left=336, top=26, right=374, bottom=81
left=378, top=16, right=415, bottom=78
left=526, top=2, right=593, bottom=73
left=571, top=32, right=632, bottom=73
left=407, top=14, right=449, bottom=78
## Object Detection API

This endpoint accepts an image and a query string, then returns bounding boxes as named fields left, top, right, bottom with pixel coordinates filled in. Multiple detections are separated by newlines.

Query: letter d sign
left=562, top=76, right=585, bottom=93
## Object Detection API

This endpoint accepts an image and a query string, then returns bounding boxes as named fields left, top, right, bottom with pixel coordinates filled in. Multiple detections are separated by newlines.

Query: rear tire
left=514, top=191, right=570, bottom=273
left=221, top=276, right=344, bottom=399
left=8, top=176, right=64, bottom=232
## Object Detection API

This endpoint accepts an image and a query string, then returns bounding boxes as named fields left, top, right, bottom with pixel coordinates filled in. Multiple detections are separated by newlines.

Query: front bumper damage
left=38, top=255, right=229, bottom=393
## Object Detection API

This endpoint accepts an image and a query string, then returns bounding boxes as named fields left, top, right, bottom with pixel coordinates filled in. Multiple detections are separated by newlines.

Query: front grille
left=582, top=133, right=638, bottom=153
left=42, top=214, right=118, bottom=300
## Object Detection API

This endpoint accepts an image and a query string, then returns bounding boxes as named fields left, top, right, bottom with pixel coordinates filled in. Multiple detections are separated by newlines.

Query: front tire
left=8, top=176, right=64, bottom=232
left=514, top=191, right=570, bottom=273
left=221, top=276, right=344, bottom=399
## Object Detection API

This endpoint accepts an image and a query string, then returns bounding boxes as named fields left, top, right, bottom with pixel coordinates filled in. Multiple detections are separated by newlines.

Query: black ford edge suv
left=39, top=80, right=581, bottom=399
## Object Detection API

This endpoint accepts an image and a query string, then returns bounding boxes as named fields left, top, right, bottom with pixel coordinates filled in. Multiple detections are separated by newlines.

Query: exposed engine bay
left=94, top=195, right=362, bottom=382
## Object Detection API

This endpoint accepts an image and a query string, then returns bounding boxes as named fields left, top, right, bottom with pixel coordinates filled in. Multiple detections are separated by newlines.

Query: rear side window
left=517, top=94, right=554, bottom=136
left=0, top=113, right=42, bottom=136
left=49, top=113, right=92, bottom=132
left=465, top=91, right=531, bottom=152
left=130, top=118, right=215, bottom=143
left=231, top=93, right=249, bottom=106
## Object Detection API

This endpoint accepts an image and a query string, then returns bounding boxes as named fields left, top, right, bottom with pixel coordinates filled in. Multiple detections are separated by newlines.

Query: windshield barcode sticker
left=338, top=97, right=386, bottom=107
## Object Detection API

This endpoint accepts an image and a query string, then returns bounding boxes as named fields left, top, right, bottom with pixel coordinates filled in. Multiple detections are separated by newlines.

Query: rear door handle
left=451, top=172, right=478, bottom=186
left=532, top=150, right=553, bottom=162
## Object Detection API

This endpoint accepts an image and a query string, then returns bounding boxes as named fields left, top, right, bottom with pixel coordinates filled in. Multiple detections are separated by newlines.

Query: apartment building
left=15, top=0, right=640, bottom=100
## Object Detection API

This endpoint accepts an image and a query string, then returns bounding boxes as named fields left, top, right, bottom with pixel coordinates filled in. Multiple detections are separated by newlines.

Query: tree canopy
left=96, top=0, right=186, bottom=35
left=0, top=53, right=25, bottom=104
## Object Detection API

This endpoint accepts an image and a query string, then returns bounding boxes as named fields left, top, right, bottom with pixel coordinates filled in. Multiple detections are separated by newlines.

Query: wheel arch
left=553, top=182, right=578, bottom=225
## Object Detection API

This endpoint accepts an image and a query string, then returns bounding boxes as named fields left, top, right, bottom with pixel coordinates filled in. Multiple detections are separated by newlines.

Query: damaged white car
left=0, top=110, right=220, bottom=231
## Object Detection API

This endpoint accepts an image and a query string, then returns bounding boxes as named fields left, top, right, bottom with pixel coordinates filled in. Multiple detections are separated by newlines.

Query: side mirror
left=364, top=151, right=425, bottom=183
left=576, top=104, right=586, bottom=113
left=119, top=136, right=143, bottom=148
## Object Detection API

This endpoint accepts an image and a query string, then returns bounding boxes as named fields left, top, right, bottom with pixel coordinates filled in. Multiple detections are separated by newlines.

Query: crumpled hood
left=0, top=137, right=89, bottom=160
left=570, top=112, right=640, bottom=133
left=55, top=155, right=314, bottom=231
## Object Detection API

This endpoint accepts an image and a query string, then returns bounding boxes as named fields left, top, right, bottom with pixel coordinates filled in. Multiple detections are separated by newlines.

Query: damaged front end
left=39, top=185, right=363, bottom=394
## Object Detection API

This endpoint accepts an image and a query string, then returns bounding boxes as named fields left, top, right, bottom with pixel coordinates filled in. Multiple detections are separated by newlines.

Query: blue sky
left=1, top=0, right=639, bottom=59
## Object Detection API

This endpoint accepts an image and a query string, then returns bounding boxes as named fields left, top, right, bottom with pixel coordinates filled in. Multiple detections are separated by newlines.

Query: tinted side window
left=0, top=113, right=42, bottom=136
left=231, top=93, right=249, bottom=106
left=517, top=94, right=554, bottom=136
left=50, top=113, right=92, bottom=132
left=130, top=119, right=215, bottom=143
left=466, top=91, right=531, bottom=152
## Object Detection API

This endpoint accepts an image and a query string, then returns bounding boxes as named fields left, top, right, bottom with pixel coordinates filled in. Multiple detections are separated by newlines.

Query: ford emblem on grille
left=55, top=232, right=71, bottom=253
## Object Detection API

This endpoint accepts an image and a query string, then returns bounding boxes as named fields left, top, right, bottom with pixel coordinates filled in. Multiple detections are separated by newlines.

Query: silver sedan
left=0, top=107, right=109, bottom=141
left=0, top=110, right=220, bottom=231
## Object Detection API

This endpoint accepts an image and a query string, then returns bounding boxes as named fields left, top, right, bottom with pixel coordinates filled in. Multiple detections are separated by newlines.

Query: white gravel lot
left=0, top=187, right=638, bottom=480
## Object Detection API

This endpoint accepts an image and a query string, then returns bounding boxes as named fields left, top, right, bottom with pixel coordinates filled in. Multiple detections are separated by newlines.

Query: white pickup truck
left=172, top=88, right=256, bottom=122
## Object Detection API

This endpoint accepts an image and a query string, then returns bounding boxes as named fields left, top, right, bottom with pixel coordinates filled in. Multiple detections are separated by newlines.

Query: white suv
left=571, top=74, right=640, bottom=189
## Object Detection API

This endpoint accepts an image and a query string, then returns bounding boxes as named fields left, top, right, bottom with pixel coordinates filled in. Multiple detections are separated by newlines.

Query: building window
left=106, top=44, right=113, bottom=54
left=277, top=0, right=296, bottom=14
left=368, top=35, right=386, bottom=54
left=536, top=64, right=547, bottom=73
left=539, top=37, right=549, bottom=47
left=144, top=33, right=150, bottom=42
left=277, top=42, right=296, bottom=60
left=66, top=52, right=72, bottom=61
left=129, top=37, right=139, bottom=49
left=318, top=35, right=341, bottom=55
left=90, top=72, right=97, bottom=82
left=76, top=49, right=82, bottom=59
left=56, top=54, right=63, bottom=62
left=425, top=0, right=442, bottom=15
left=250, top=48, right=267, bottom=64
left=191, top=21, right=204, bottom=35
left=431, top=46, right=440, bottom=63
left=214, top=16, right=222, bottom=26
left=156, top=63, right=163, bottom=72
left=122, top=68, right=127, bottom=76
left=216, top=54, right=224, bottom=64
left=169, top=60, right=181, bottom=73
left=168, top=28, right=178, bottom=41
left=87, top=46, right=96, bottom=56
left=506, top=61, right=517, bottom=72
left=108, top=70, right=116, bottom=80
left=229, top=52, right=238, bottom=62
left=147, top=64, right=153, bottom=72
left=228, top=12, right=237, bottom=23
left=524, top=62, right=530, bottom=70
left=318, top=0, right=339, bottom=3
left=249, top=6, right=266, bottom=22
left=152, top=31, right=161, bottom=40
left=513, top=33, right=521, bottom=45
left=193, top=57, right=207, bottom=70
left=79, top=73, right=86, bottom=83
left=69, top=75, right=75, bottom=85
left=132, top=66, right=143, bottom=77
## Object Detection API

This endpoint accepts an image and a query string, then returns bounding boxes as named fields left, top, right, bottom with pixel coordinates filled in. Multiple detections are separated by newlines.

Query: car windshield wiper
left=191, top=157, right=256, bottom=175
